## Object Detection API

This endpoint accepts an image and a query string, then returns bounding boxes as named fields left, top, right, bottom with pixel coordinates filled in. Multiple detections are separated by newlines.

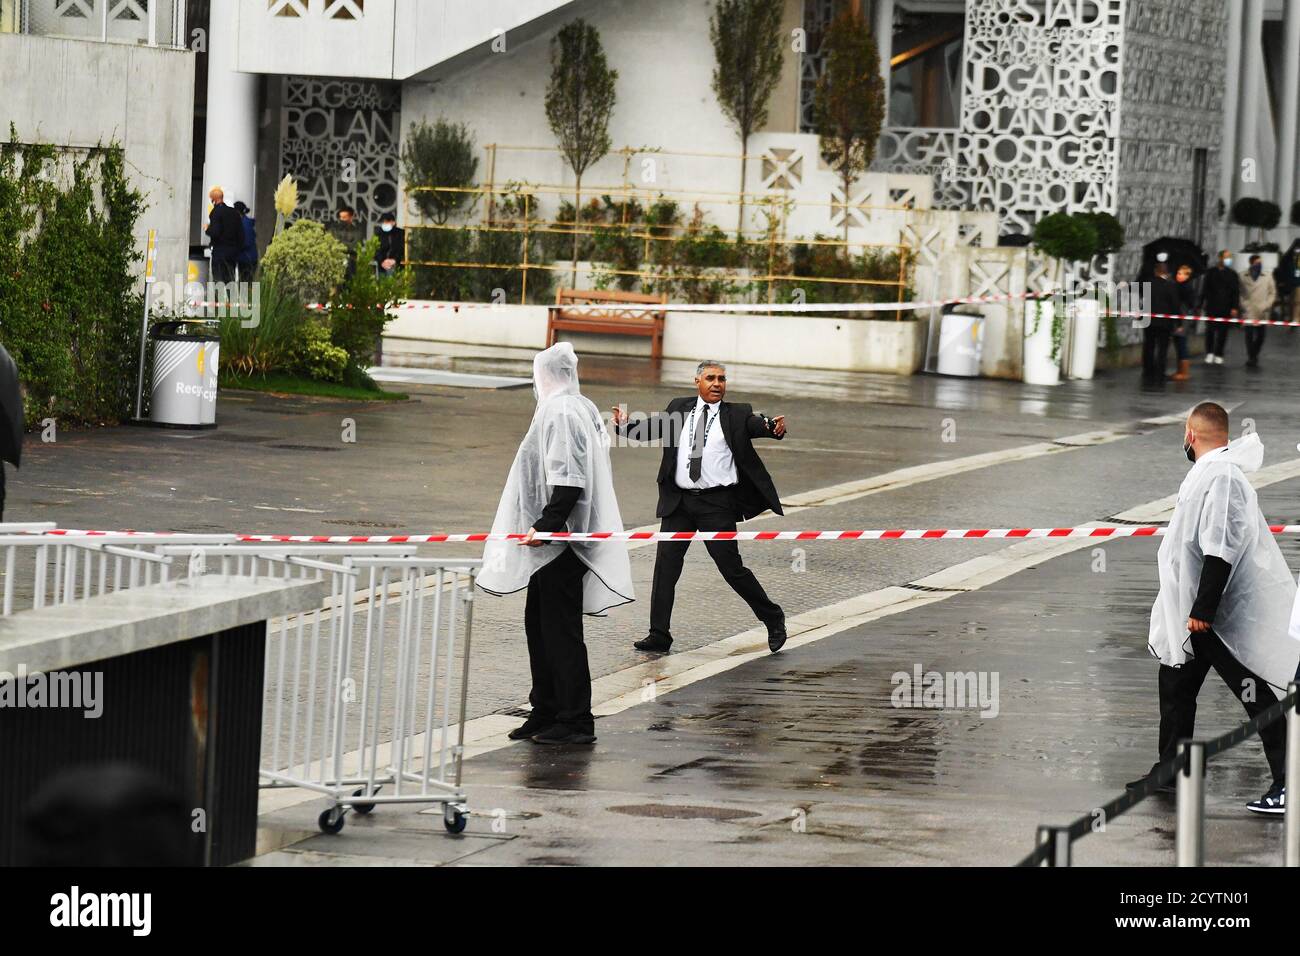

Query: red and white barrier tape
left=1101, top=311, right=1300, bottom=328
left=33, top=525, right=1300, bottom=544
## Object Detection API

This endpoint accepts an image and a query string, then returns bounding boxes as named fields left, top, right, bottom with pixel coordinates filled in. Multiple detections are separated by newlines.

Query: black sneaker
left=634, top=633, right=672, bottom=653
left=1246, top=783, right=1285, bottom=815
left=507, top=716, right=553, bottom=741
left=532, top=724, right=596, bottom=745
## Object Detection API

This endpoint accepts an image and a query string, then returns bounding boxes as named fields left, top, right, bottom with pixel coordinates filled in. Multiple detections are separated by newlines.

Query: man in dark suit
left=205, top=188, right=244, bottom=284
left=612, top=360, right=788, bottom=654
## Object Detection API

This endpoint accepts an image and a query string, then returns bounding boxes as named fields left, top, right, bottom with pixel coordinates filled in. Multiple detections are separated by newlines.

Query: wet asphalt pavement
left=14, top=331, right=1300, bottom=866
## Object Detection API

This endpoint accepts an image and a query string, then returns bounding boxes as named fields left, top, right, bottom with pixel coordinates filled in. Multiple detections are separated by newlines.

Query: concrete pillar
left=1277, top=0, right=1300, bottom=228
left=875, top=0, right=894, bottom=115
left=1218, top=0, right=1244, bottom=216
left=1236, top=0, right=1265, bottom=200
left=203, top=0, right=260, bottom=222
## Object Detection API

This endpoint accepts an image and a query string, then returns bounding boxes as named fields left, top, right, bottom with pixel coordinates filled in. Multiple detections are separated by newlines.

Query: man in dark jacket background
left=205, top=187, right=244, bottom=283
left=1200, top=250, right=1241, bottom=364
left=612, top=360, right=788, bottom=654
left=374, top=212, right=404, bottom=275
left=233, top=201, right=258, bottom=281
left=1142, top=259, right=1178, bottom=383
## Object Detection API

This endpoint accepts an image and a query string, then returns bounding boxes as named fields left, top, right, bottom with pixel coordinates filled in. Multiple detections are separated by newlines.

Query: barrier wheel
left=351, top=787, right=376, bottom=815
left=443, top=808, right=467, bottom=834
left=318, top=808, right=345, bottom=834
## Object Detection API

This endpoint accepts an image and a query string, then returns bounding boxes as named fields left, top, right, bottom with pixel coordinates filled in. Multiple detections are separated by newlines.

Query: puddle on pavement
left=607, top=804, right=760, bottom=821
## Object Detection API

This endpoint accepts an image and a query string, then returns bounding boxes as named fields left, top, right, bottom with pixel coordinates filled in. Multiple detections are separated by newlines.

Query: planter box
left=384, top=300, right=930, bottom=375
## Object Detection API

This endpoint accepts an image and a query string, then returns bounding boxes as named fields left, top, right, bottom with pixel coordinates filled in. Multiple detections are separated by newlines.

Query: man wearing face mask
left=1199, top=250, right=1241, bottom=364
left=1240, top=254, right=1277, bottom=368
left=374, top=212, right=404, bottom=276
left=1128, top=403, right=1299, bottom=814
left=477, top=343, right=634, bottom=745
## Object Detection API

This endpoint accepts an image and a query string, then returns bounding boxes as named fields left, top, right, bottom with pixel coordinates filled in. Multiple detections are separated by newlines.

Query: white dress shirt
left=675, top=398, right=738, bottom=490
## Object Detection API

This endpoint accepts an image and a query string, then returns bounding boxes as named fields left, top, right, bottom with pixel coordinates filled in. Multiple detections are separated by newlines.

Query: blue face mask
left=1250, top=264, right=1262, bottom=277
left=381, top=224, right=394, bottom=233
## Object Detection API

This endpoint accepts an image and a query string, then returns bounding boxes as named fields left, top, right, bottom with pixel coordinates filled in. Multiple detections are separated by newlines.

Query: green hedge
left=0, top=131, right=145, bottom=426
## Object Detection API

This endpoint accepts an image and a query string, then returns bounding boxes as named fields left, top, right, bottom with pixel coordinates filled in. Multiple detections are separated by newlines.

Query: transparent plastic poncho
left=476, top=343, right=634, bottom=615
left=1149, top=433, right=1300, bottom=693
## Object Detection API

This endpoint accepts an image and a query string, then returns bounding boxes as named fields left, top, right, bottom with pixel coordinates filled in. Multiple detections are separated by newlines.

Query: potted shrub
left=1027, top=212, right=1097, bottom=386
left=1232, top=198, right=1282, bottom=270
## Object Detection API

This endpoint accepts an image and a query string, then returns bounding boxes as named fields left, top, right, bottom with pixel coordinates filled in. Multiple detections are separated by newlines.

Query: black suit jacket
left=618, top=396, right=784, bottom=520
left=206, top=203, right=244, bottom=256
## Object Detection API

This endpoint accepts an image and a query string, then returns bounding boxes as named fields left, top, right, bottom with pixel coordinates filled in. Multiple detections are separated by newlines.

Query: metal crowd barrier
left=1022, top=683, right=1300, bottom=867
left=0, top=526, right=481, bottom=835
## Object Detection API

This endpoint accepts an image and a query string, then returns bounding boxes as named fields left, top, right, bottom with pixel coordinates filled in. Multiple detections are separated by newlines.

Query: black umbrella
left=0, top=344, right=24, bottom=468
left=1137, top=237, right=1209, bottom=283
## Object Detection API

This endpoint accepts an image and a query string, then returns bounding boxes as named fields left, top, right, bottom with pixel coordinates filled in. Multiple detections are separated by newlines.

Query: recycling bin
left=936, top=308, right=984, bottom=377
left=150, top=321, right=220, bottom=429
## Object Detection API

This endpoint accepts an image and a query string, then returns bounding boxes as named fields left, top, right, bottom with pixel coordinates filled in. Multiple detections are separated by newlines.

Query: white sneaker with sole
left=1246, top=784, right=1285, bottom=815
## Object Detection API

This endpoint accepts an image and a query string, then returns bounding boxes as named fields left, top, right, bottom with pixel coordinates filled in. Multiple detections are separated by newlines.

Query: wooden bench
left=548, top=288, right=667, bottom=361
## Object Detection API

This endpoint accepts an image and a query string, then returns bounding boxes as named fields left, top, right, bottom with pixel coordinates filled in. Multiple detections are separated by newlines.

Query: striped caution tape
left=1102, top=310, right=1300, bottom=328
left=33, top=525, right=1300, bottom=544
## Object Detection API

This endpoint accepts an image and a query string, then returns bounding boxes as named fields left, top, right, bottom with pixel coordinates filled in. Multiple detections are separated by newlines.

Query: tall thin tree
left=710, top=0, right=785, bottom=238
left=545, top=19, right=618, bottom=287
left=813, top=5, right=886, bottom=248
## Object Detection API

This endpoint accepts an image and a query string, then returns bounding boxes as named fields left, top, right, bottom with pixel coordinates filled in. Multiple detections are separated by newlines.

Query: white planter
left=1022, top=299, right=1061, bottom=386
left=1065, top=298, right=1101, bottom=381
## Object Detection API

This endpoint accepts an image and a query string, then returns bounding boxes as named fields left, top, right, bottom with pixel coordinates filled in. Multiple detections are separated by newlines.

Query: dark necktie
left=689, top=405, right=708, bottom=482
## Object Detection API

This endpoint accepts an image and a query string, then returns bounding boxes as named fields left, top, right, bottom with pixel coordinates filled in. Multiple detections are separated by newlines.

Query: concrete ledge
left=385, top=301, right=929, bottom=374
left=0, top=576, right=325, bottom=675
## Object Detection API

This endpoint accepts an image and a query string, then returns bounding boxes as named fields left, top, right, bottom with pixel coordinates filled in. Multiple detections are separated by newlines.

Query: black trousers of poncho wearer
left=525, top=545, right=594, bottom=733
left=1158, top=629, right=1288, bottom=785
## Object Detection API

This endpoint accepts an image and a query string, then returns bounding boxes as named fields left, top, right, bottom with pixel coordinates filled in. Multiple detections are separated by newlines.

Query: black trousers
left=524, top=546, right=593, bottom=732
left=1141, top=327, right=1171, bottom=379
left=1245, top=324, right=1266, bottom=361
left=649, top=486, right=782, bottom=641
left=1157, top=629, right=1287, bottom=785
left=210, top=253, right=237, bottom=284
left=1206, top=320, right=1233, bottom=357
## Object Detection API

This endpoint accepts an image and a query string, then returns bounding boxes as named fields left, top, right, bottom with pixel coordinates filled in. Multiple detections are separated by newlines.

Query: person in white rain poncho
left=477, top=343, right=633, bottom=745
left=1130, top=402, right=1299, bottom=815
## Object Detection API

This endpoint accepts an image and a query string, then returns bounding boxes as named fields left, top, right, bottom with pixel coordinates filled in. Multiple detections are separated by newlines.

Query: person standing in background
left=1200, top=250, right=1241, bottom=365
left=1142, top=260, right=1178, bottom=383
left=1240, top=255, right=1277, bottom=369
left=1170, top=264, right=1196, bottom=382
left=1274, top=242, right=1300, bottom=324
left=205, top=187, right=243, bottom=284
left=329, top=205, right=362, bottom=280
left=374, top=212, right=404, bottom=276
left=233, top=201, right=258, bottom=282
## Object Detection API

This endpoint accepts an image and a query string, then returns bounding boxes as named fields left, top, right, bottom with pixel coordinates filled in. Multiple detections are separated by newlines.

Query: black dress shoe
left=507, top=716, right=553, bottom=741
left=767, top=617, right=788, bottom=653
left=634, top=633, right=672, bottom=653
left=532, top=724, right=596, bottom=745
left=1125, top=764, right=1175, bottom=795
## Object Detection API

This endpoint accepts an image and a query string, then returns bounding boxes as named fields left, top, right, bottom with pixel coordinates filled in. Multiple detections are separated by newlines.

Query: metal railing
left=0, top=526, right=481, bottom=834
left=4, top=0, right=187, bottom=48
left=1022, top=683, right=1300, bottom=867
left=404, top=183, right=915, bottom=310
